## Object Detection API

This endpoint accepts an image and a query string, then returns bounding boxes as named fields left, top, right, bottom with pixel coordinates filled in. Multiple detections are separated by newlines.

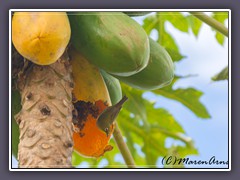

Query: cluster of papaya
left=68, top=12, right=174, bottom=90
left=12, top=11, right=174, bottom=158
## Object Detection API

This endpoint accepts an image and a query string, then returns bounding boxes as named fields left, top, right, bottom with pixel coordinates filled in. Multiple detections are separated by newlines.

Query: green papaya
left=68, top=12, right=150, bottom=77
left=101, top=70, right=122, bottom=105
left=123, top=12, right=151, bottom=17
left=114, top=38, right=174, bottom=90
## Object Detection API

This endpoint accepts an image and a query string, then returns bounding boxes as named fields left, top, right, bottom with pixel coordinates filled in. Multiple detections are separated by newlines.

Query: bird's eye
left=105, top=127, right=109, bottom=132
left=104, top=127, right=109, bottom=137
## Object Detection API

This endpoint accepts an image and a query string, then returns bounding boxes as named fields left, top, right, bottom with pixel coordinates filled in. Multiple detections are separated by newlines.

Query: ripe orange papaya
left=69, top=48, right=114, bottom=158
left=114, top=38, right=174, bottom=90
left=68, top=12, right=150, bottom=77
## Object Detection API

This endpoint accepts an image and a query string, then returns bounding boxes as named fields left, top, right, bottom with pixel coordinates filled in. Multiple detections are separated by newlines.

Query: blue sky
left=12, top=12, right=229, bottom=169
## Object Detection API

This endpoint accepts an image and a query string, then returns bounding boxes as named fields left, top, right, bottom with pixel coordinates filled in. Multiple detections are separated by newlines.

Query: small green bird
left=96, top=95, right=128, bottom=137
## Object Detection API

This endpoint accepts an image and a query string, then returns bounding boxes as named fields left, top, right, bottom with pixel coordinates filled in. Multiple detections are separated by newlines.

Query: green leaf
left=187, top=15, right=203, bottom=37
left=163, top=12, right=189, bottom=33
left=147, top=132, right=168, bottom=155
left=133, top=156, right=147, bottom=167
left=161, top=30, right=179, bottom=51
left=212, top=12, right=228, bottom=23
left=212, top=12, right=228, bottom=45
left=145, top=101, right=194, bottom=148
left=118, top=113, right=144, bottom=160
left=150, top=125, right=194, bottom=149
left=212, top=66, right=228, bottom=81
left=122, top=130, right=138, bottom=158
left=12, top=90, right=21, bottom=158
left=118, top=110, right=144, bottom=136
left=173, top=145, right=198, bottom=157
left=165, top=47, right=186, bottom=62
left=121, top=84, right=147, bottom=122
left=142, top=129, right=168, bottom=167
left=215, top=32, right=225, bottom=45
left=146, top=102, right=185, bottom=133
left=118, top=110, right=168, bottom=165
left=142, top=140, right=158, bottom=167
left=153, top=76, right=211, bottom=119
left=117, top=111, right=149, bottom=166
left=115, top=109, right=154, bottom=167
left=142, top=12, right=182, bottom=59
left=142, top=14, right=158, bottom=35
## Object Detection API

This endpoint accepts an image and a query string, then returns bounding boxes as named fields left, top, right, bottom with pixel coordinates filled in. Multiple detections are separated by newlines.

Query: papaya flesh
left=123, top=12, right=151, bottom=17
left=68, top=12, right=150, bottom=77
left=114, top=38, right=174, bottom=90
left=100, top=70, right=122, bottom=105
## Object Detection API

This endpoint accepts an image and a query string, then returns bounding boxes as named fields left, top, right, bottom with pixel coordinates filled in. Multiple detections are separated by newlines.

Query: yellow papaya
left=12, top=12, right=71, bottom=65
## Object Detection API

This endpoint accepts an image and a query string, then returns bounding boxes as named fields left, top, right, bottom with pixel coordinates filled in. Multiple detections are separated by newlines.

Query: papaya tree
left=11, top=11, right=229, bottom=168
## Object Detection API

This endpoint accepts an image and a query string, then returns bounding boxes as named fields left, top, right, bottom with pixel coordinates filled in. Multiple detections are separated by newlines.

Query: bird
left=96, top=95, right=128, bottom=137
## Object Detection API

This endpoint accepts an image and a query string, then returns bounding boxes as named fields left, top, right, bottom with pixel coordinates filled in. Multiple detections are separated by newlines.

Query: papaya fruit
left=12, top=12, right=71, bottom=65
left=114, top=38, right=174, bottom=90
left=123, top=12, right=151, bottom=17
left=68, top=12, right=150, bottom=77
left=100, top=70, right=122, bottom=105
left=70, top=48, right=114, bottom=158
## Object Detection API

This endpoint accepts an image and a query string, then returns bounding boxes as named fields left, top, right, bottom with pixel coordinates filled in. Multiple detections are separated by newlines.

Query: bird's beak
left=105, top=131, right=109, bottom=137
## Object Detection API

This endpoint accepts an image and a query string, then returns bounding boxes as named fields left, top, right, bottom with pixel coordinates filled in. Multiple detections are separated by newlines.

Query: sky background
left=12, top=12, right=229, bottom=169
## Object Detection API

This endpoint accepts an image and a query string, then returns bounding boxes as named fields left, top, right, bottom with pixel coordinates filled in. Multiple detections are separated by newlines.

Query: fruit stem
left=190, top=12, right=228, bottom=37
left=113, top=122, right=136, bottom=168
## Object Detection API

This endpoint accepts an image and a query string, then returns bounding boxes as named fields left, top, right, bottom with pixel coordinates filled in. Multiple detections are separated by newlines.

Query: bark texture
left=16, top=56, right=73, bottom=168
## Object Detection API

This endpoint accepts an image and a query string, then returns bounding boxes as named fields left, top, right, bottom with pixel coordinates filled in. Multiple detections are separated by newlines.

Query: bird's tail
left=115, top=95, right=128, bottom=107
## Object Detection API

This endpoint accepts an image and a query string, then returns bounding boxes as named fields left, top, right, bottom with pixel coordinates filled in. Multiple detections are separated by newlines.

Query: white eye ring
left=105, top=127, right=109, bottom=132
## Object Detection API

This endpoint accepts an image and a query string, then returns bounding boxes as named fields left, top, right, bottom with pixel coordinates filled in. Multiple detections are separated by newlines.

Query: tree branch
left=113, top=122, right=136, bottom=168
left=190, top=12, right=228, bottom=37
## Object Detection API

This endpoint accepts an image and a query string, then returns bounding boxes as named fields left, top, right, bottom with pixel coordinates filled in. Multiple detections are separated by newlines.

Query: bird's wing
left=109, top=107, right=121, bottom=124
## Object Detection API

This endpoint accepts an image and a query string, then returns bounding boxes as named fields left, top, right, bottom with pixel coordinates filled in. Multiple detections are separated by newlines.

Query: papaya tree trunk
left=15, top=55, right=74, bottom=168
